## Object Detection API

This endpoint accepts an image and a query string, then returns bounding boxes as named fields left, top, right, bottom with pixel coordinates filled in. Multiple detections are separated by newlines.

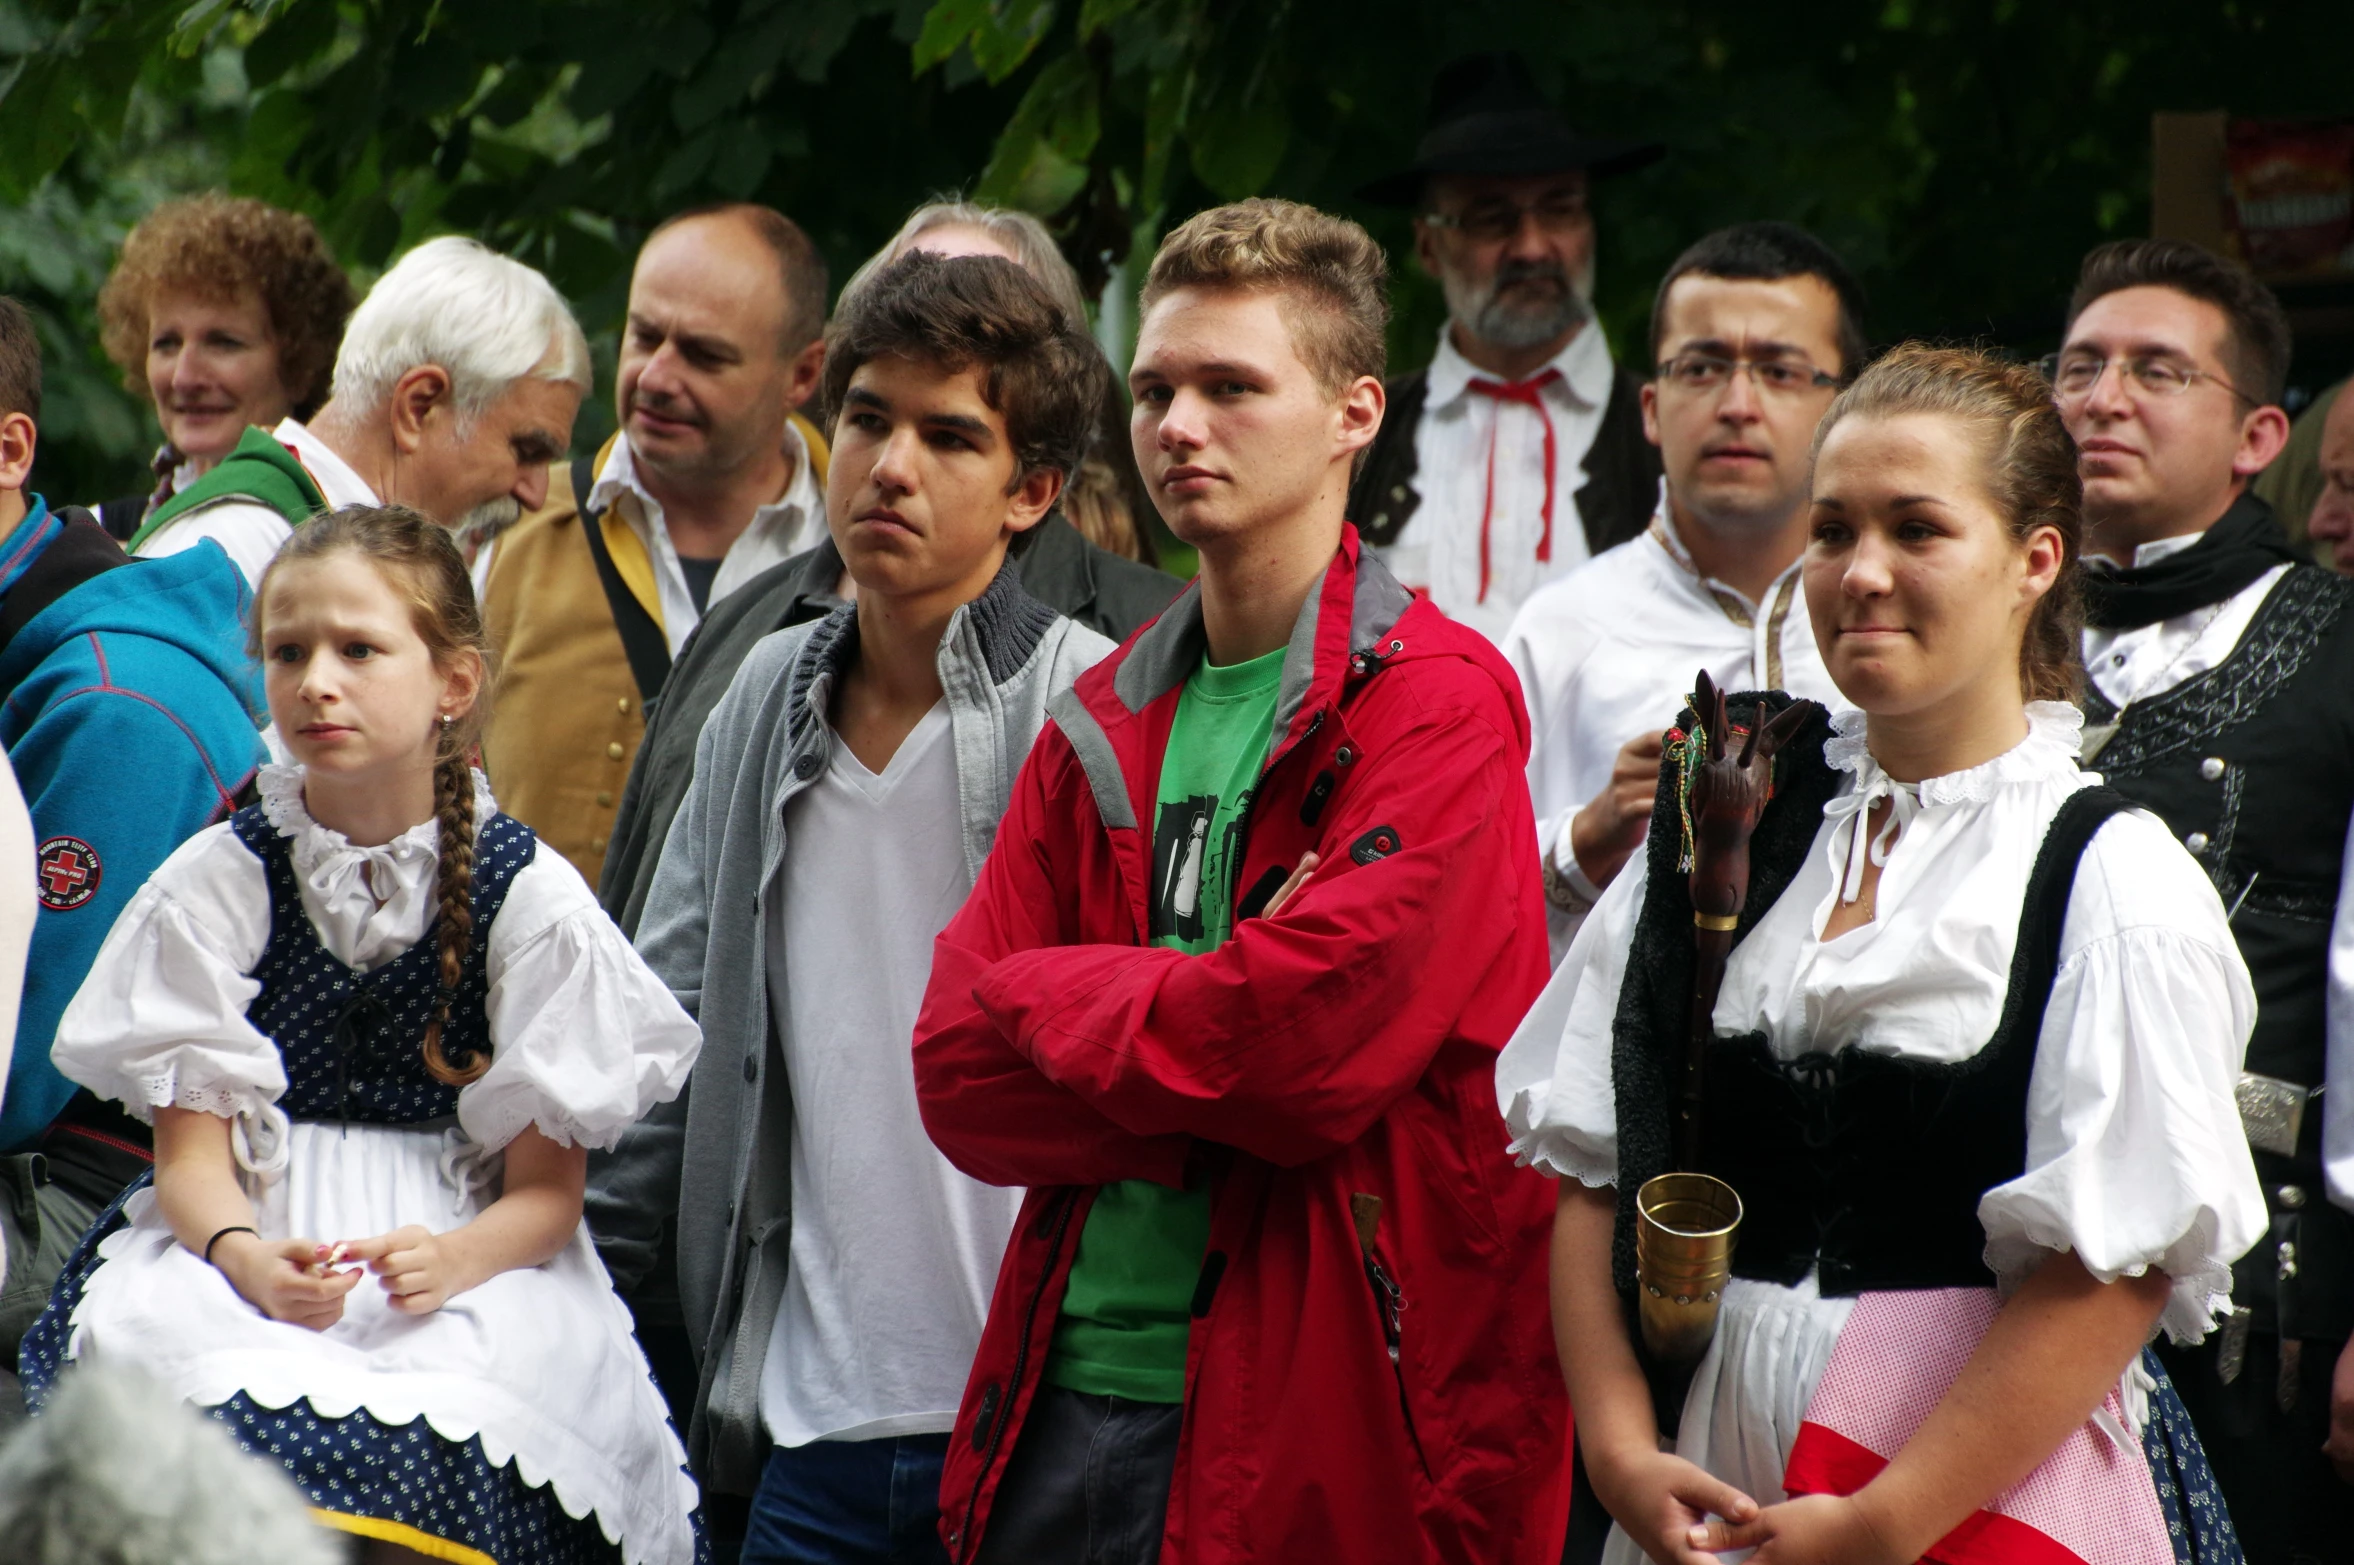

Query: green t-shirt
left=1045, top=644, right=1286, bottom=1402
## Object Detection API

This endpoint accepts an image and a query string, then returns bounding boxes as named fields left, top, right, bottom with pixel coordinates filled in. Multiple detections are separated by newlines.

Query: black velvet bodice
left=1606, top=691, right=2126, bottom=1300
left=1696, top=787, right=2127, bottom=1293
left=230, top=803, right=537, bottom=1126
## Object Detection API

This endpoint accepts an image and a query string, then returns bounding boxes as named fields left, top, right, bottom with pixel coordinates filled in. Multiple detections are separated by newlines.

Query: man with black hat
left=1351, top=51, right=1662, bottom=642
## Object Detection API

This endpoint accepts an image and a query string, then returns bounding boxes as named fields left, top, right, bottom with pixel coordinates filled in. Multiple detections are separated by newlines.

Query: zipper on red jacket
left=953, top=1185, right=1079, bottom=1562
left=1352, top=1192, right=1433, bottom=1483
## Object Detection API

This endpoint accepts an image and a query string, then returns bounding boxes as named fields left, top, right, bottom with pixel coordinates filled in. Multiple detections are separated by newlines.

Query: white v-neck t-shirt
left=757, top=703, right=1025, bottom=1447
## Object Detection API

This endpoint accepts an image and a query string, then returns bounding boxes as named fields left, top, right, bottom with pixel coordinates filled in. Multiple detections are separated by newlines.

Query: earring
left=439, top=713, right=454, bottom=730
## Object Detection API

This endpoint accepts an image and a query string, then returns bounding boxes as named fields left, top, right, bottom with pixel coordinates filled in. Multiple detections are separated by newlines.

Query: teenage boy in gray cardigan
left=585, top=252, right=1118, bottom=1563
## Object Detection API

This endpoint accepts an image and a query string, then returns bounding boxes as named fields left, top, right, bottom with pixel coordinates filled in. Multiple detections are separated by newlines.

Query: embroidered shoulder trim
left=2101, top=567, right=2354, bottom=773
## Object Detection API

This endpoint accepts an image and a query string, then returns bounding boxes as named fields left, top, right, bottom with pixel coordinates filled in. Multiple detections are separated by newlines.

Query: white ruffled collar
left=1824, top=701, right=2083, bottom=808
left=255, top=762, right=499, bottom=873
left=1820, top=703, right=2082, bottom=906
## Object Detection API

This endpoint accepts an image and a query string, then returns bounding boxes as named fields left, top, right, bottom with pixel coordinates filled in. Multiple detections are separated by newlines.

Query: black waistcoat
left=230, top=803, right=538, bottom=1126
left=1701, top=788, right=2126, bottom=1292
left=1347, top=360, right=1661, bottom=557
left=1604, top=692, right=2126, bottom=1301
left=2085, top=562, right=2354, bottom=1341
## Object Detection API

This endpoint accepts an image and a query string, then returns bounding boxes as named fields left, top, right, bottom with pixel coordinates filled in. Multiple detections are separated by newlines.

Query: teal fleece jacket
left=0, top=498, right=267, bottom=1149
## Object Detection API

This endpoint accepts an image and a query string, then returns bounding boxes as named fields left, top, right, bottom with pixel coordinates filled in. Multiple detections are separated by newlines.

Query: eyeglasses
left=2038, top=352, right=2256, bottom=407
left=1655, top=352, right=1839, bottom=395
left=1421, top=194, right=1590, bottom=244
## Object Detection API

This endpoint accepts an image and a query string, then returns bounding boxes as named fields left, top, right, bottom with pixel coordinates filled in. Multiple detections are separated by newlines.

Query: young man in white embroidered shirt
left=1502, top=222, right=1862, bottom=957
left=128, top=236, right=588, bottom=587
left=2045, top=240, right=2354, bottom=1565
left=587, top=251, right=1113, bottom=1564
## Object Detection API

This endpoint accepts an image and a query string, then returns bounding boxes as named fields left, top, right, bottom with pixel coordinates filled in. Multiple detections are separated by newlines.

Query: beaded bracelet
left=203, top=1224, right=258, bottom=1267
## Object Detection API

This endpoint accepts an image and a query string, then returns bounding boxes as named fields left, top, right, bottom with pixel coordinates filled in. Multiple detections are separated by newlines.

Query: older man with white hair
left=126, top=234, right=588, bottom=586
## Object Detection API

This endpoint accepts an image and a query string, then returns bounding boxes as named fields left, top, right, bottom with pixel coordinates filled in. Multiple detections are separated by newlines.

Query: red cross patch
left=36, top=836, right=101, bottom=911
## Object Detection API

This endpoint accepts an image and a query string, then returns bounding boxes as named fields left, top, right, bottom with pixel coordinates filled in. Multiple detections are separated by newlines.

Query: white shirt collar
left=586, top=423, right=820, bottom=547
left=1825, top=701, right=2084, bottom=808
left=274, top=417, right=381, bottom=510
left=1646, top=483, right=1804, bottom=623
left=585, top=423, right=824, bottom=648
left=1425, top=317, right=1615, bottom=413
left=2084, top=528, right=2206, bottom=573
left=255, top=762, right=500, bottom=973
left=1819, top=702, right=2085, bottom=905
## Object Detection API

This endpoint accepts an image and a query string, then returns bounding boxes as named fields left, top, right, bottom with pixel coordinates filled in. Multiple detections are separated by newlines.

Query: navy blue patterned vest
left=230, top=803, right=538, bottom=1126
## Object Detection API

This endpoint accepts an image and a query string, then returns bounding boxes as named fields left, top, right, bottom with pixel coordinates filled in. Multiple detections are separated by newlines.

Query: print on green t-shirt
left=1046, top=644, right=1287, bottom=1403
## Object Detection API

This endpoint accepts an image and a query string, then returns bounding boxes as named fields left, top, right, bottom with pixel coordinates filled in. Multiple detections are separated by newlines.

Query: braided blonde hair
left=256, top=504, right=496, bottom=1085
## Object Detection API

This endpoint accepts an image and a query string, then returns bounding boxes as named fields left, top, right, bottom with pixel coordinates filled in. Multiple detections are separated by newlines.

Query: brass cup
left=1635, top=1172, right=1742, bottom=1366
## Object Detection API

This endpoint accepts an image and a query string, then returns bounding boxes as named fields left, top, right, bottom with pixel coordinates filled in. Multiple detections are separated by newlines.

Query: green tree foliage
left=0, top=0, right=2337, bottom=505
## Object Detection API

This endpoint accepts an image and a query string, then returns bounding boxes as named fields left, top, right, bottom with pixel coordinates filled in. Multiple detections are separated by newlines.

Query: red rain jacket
left=914, top=530, right=1567, bottom=1563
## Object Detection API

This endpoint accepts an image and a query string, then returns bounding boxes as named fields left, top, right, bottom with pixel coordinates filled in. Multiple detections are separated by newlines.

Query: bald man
left=477, top=203, right=831, bottom=885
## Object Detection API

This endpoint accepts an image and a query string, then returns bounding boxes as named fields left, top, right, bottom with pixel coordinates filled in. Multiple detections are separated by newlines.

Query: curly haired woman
left=92, top=193, right=353, bottom=539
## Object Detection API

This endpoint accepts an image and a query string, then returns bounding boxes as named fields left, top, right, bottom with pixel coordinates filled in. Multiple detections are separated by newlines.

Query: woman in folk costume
left=23, top=505, right=704, bottom=1565
left=1497, top=345, right=2264, bottom=1565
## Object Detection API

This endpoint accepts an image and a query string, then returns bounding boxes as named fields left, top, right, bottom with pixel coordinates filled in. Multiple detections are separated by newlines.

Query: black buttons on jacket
left=1299, top=770, right=1336, bottom=826
left=794, top=752, right=820, bottom=780
left=743, top=1052, right=758, bottom=1083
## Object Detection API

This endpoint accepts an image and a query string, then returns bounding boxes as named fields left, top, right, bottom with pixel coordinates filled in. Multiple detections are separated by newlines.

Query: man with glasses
left=1350, top=52, right=1662, bottom=640
left=1501, top=222, right=1860, bottom=970
left=2050, top=238, right=2351, bottom=1562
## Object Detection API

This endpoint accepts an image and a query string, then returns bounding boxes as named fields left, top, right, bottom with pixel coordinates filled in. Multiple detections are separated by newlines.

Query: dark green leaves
left=975, top=49, right=1098, bottom=211
left=915, top=0, right=1057, bottom=82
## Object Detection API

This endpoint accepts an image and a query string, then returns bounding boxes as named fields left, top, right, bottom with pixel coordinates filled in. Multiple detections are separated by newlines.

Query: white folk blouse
left=56, top=764, right=699, bottom=1158
left=1496, top=702, right=2266, bottom=1347
left=47, top=765, right=704, bottom=1565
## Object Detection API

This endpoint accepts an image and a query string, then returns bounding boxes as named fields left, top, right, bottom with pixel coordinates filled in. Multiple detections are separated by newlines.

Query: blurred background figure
left=0, top=750, right=36, bottom=1422
left=2273, top=378, right=2354, bottom=571
left=0, top=1364, right=346, bottom=1564
left=90, top=193, right=353, bottom=542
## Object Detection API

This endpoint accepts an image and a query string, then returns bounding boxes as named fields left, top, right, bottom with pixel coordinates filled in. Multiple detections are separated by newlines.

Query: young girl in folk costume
left=24, top=506, right=704, bottom=1565
left=1499, top=347, right=2265, bottom=1565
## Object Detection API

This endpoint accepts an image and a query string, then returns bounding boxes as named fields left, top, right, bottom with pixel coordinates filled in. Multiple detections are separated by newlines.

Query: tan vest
left=478, top=417, right=830, bottom=886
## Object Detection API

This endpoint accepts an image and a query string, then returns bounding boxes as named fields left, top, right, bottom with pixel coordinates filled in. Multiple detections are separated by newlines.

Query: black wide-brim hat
left=1357, top=50, right=1664, bottom=207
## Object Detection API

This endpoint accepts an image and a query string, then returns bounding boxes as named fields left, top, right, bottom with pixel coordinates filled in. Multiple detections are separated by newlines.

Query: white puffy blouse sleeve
left=462, top=846, right=701, bottom=1154
left=53, top=825, right=281, bottom=1125
left=1495, top=848, right=1650, bottom=1187
left=1978, top=810, right=2267, bottom=1345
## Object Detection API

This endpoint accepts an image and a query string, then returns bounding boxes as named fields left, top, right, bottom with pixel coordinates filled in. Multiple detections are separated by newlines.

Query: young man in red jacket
left=912, top=198, right=1566, bottom=1564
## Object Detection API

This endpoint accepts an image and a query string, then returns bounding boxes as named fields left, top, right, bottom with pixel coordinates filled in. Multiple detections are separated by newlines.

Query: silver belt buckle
left=2217, top=1305, right=2252, bottom=1384
left=2236, top=1072, right=2314, bottom=1158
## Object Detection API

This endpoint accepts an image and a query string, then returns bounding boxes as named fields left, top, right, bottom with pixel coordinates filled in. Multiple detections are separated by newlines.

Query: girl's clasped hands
left=209, top=1225, right=465, bottom=1330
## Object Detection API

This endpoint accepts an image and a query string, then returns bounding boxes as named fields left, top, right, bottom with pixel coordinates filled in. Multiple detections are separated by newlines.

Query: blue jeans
left=742, top=1434, right=953, bottom=1565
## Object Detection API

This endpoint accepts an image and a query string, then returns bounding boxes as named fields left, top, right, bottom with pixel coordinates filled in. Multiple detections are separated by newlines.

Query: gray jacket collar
left=1106, top=544, right=1414, bottom=756
left=775, top=557, right=1062, bottom=879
